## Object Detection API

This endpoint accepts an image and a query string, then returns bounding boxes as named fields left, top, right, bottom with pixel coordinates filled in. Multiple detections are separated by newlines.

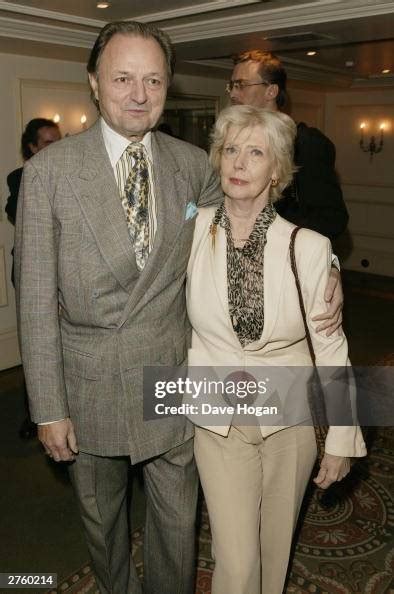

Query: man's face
left=89, top=33, right=168, bottom=140
left=30, top=126, right=61, bottom=154
left=229, top=60, right=275, bottom=110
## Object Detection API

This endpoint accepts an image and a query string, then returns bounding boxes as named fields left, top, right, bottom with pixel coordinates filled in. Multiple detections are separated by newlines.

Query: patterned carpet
left=49, top=430, right=393, bottom=594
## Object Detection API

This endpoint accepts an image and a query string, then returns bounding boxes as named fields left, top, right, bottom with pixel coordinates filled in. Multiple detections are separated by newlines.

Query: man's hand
left=312, top=267, right=343, bottom=336
left=313, top=452, right=350, bottom=489
left=38, top=418, right=78, bottom=462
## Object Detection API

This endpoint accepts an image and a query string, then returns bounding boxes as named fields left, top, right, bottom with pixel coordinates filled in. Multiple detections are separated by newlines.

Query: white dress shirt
left=101, top=117, right=157, bottom=250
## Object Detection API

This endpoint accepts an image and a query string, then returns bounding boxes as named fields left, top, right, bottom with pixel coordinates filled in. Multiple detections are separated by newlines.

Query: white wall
left=0, top=53, right=227, bottom=371
left=171, top=72, right=228, bottom=111
left=287, top=85, right=327, bottom=130
left=0, top=53, right=90, bottom=371
left=287, top=83, right=394, bottom=278
left=325, top=89, right=394, bottom=277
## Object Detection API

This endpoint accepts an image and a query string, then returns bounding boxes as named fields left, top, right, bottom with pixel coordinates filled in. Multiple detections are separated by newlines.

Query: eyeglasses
left=225, top=80, right=270, bottom=93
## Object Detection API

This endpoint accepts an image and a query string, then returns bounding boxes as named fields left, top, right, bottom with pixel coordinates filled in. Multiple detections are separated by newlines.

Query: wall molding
left=344, top=182, right=394, bottom=192
left=20, top=78, right=89, bottom=91
left=162, top=0, right=394, bottom=43
left=127, top=0, right=261, bottom=23
left=18, top=77, right=97, bottom=137
left=349, top=230, right=394, bottom=241
left=1, top=0, right=393, bottom=47
left=0, top=0, right=260, bottom=27
left=186, top=57, right=353, bottom=87
left=352, top=77, right=394, bottom=88
left=0, top=0, right=104, bottom=27
left=342, top=178, right=394, bottom=189
left=0, top=15, right=97, bottom=48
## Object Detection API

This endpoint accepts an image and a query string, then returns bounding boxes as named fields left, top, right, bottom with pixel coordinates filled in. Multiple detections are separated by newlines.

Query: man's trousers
left=69, top=437, right=198, bottom=594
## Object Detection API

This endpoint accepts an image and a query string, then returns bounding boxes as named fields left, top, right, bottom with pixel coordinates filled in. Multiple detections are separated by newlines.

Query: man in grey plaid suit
left=15, top=21, right=221, bottom=594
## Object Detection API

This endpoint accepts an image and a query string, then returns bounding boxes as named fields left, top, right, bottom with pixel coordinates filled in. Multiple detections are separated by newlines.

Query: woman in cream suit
left=186, top=105, right=366, bottom=594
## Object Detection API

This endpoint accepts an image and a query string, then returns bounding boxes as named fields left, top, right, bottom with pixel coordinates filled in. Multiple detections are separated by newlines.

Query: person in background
left=186, top=104, right=366, bottom=594
left=5, top=118, right=61, bottom=230
left=229, top=50, right=348, bottom=240
left=228, top=50, right=347, bottom=334
left=5, top=117, right=61, bottom=439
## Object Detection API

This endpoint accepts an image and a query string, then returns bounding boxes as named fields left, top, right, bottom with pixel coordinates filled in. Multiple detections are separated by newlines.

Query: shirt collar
left=100, top=117, right=153, bottom=167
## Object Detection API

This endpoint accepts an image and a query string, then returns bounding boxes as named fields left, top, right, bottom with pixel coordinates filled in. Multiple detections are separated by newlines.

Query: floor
left=0, top=270, right=392, bottom=592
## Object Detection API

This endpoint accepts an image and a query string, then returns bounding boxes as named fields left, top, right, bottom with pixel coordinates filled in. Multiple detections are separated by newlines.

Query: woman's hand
left=313, top=453, right=350, bottom=489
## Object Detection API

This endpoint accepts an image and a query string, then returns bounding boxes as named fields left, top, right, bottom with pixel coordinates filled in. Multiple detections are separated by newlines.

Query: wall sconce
left=53, top=113, right=61, bottom=123
left=359, top=121, right=384, bottom=160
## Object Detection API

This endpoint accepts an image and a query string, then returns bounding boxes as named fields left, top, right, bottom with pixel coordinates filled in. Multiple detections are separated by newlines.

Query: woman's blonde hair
left=210, top=105, right=297, bottom=201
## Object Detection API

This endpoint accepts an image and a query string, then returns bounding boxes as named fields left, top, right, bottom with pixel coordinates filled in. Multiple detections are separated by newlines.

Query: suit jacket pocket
left=63, top=347, right=100, bottom=380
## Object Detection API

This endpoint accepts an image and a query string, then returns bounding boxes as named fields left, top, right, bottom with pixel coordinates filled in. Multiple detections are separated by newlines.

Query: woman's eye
left=251, top=148, right=263, bottom=157
left=115, top=77, right=128, bottom=83
left=224, top=146, right=237, bottom=155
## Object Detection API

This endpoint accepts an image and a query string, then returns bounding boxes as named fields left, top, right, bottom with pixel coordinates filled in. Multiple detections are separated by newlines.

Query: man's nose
left=229, top=89, right=241, bottom=105
left=130, top=80, right=148, bottom=104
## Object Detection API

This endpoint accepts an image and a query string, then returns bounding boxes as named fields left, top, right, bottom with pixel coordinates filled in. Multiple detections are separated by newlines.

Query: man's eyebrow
left=112, top=70, right=130, bottom=76
left=144, top=72, right=166, bottom=77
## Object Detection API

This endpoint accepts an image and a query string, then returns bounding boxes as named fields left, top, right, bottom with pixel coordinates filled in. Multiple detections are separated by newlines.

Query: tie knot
left=125, top=142, right=145, bottom=159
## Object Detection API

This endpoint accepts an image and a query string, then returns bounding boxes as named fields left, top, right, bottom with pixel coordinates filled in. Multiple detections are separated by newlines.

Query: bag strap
left=289, top=226, right=329, bottom=463
left=289, top=227, right=316, bottom=366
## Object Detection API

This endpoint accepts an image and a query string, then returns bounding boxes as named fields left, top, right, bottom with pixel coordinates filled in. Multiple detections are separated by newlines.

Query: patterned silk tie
left=122, top=143, right=151, bottom=270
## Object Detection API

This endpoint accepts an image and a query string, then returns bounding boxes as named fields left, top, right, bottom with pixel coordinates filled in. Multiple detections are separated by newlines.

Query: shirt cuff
left=331, top=253, right=340, bottom=270
left=38, top=418, right=66, bottom=425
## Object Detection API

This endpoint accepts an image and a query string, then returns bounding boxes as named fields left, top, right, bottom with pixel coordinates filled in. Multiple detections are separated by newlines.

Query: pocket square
left=185, top=201, right=198, bottom=221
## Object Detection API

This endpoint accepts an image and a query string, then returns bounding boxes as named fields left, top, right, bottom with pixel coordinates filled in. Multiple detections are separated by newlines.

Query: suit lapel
left=253, top=216, right=292, bottom=346
left=209, top=223, right=232, bottom=325
left=118, top=132, right=189, bottom=325
left=67, top=121, right=139, bottom=292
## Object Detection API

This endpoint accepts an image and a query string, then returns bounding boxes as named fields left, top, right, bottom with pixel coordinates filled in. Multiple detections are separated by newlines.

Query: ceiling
left=0, top=0, right=393, bottom=87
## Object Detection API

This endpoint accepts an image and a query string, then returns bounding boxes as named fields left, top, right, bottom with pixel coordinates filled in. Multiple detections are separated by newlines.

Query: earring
left=271, top=178, right=279, bottom=187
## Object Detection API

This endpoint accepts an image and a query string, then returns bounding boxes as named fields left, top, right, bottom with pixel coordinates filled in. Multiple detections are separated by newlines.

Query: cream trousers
left=194, top=424, right=317, bottom=594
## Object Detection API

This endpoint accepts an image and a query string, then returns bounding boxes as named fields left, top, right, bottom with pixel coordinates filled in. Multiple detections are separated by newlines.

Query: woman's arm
left=299, top=232, right=366, bottom=487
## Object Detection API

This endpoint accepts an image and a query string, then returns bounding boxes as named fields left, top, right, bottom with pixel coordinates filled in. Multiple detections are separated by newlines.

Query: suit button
left=92, top=289, right=100, bottom=299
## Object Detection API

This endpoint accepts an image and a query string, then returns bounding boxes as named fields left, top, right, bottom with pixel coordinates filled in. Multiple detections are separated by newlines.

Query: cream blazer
left=186, top=207, right=366, bottom=458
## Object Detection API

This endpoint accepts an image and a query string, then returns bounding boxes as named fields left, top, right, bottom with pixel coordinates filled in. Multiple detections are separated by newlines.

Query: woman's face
left=220, top=124, right=276, bottom=206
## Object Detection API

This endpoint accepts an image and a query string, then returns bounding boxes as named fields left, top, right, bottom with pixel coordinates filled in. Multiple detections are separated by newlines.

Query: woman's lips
left=229, top=177, right=247, bottom=185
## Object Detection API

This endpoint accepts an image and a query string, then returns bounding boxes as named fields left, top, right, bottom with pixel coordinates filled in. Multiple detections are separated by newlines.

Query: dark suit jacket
left=5, top=167, right=23, bottom=286
left=276, top=122, right=348, bottom=240
left=5, top=167, right=23, bottom=225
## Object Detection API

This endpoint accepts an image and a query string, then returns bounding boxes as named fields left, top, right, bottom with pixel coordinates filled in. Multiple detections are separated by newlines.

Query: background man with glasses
left=227, top=49, right=348, bottom=331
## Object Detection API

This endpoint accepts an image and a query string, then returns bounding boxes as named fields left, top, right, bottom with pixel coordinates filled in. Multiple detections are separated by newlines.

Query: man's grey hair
left=87, top=20, right=175, bottom=82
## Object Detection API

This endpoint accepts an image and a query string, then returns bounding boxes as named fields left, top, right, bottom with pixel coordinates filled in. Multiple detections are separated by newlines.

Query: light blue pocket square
left=185, top=201, right=198, bottom=220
